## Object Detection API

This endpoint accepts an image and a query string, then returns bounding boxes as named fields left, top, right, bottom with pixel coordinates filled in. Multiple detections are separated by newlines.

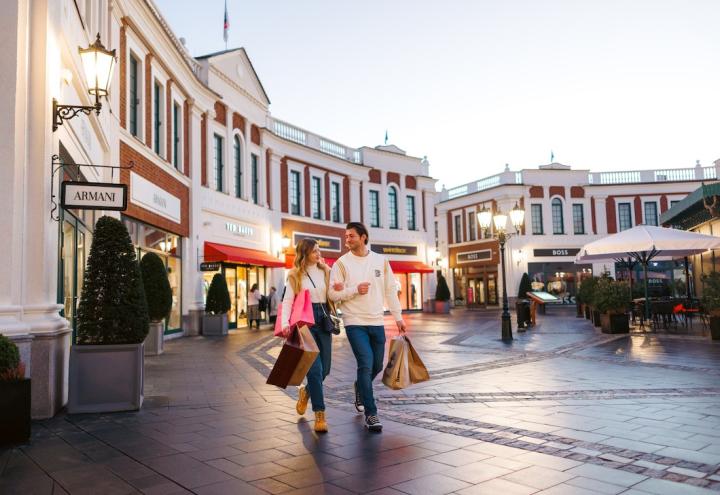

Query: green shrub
left=140, top=252, right=173, bottom=322
left=577, top=276, right=599, bottom=306
left=594, top=278, right=631, bottom=314
left=76, top=216, right=150, bottom=345
left=0, top=335, right=20, bottom=379
left=435, top=274, right=451, bottom=302
left=517, top=273, right=532, bottom=299
left=205, top=273, right=231, bottom=314
left=701, top=272, right=720, bottom=315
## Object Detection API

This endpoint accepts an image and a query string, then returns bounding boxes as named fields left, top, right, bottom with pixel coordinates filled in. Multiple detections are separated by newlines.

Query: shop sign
left=533, top=248, right=580, bottom=257
left=200, top=261, right=221, bottom=271
left=456, top=249, right=493, bottom=264
left=130, top=172, right=181, bottom=223
left=370, top=244, right=418, bottom=256
left=292, top=232, right=341, bottom=252
left=225, top=221, right=254, bottom=237
left=61, top=181, right=127, bottom=211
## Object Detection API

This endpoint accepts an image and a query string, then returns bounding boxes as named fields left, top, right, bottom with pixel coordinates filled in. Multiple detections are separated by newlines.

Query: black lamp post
left=478, top=202, right=525, bottom=341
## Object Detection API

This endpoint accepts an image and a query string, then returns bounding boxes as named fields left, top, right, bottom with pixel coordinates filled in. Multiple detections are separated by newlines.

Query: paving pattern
left=2, top=307, right=720, bottom=494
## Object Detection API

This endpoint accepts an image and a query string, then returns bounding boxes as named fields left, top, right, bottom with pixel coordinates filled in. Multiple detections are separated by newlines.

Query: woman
left=281, top=238, right=334, bottom=433
left=248, top=283, right=262, bottom=329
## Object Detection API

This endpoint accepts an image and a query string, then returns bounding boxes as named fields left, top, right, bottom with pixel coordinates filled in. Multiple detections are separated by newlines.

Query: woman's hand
left=332, top=282, right=344, bottom=291
left=282, top=326, right=292, bottom=339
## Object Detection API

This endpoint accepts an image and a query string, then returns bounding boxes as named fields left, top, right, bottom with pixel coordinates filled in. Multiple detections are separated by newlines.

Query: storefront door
left=203, top=265, right=266, bottom=328
left=58, top=211, right=93, bottom=343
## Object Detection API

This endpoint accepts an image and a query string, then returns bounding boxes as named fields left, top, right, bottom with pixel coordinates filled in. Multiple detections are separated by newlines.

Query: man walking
left=329, top=222, right=405, bottom=432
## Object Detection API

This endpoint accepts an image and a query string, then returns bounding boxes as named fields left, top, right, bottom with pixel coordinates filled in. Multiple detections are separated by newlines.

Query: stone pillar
left=349, top=177, right=361, bottom=222
left=268, top=151, right=282, bottom=212
left=186, top=103, right=205, bottom=336
left=595, top=195, right=608, bottom=235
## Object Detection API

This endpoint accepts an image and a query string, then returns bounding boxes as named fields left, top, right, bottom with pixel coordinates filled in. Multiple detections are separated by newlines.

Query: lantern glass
left=477, top=209, right=492, bottom=231
left=510, top=202, right=525, bottom=230
left=79, top=35, right=116, bottom=98
left=281, top=235, right=291, bottom=249
left=493, top=211, right=508, bottom=231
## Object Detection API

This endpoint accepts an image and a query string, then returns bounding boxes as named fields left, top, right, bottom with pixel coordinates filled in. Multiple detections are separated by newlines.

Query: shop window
left=234, top=136, right=243, bottom=198
left=531, top=204, right=543, bottom=234
left=251, top=153, right=259, bottom=204
left=618, top=202, right=632, bottom=231
left=467, top=211, right=476, bottom=241
left=331, top=181, right=341, bottom=223
left=552, top=198, right=564, bottom=234
left=406, top=196, right=416, bottom=231
left=644, top=201, right=658, bottom=226
left=312, top=176, right=322, bottom=219
left=290, top=170, right=301, bottom=215
left=128, top=54, right=140, bottom=137
left=573, top=204, right=585, bottom=234
left=369, top=190, right=380, bottom=227
left=388, top=186, right=399, bottom=229
left=670, top=200, right=680, bottom=208
left=213, top=134, right=224, bottom=192
left=172, top=102, right=181, bottom=171
left=454, top=215, right=462, bottom=243
left=153, top=80, right=164, bottom=156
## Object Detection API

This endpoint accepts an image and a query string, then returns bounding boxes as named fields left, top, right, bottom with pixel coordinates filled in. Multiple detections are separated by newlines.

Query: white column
left=268, top=151, right=282, bottom=212
left=349, top=177, right=361, bottom=222
left=185, top=103, right=205, bottom=336
left=595, top=195, right=608, bottom=235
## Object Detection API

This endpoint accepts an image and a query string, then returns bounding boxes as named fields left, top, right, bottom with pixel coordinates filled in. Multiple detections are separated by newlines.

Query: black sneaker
left=365, top=415, right=382, bottom=432
left=353, top=381, right=365, bottom=414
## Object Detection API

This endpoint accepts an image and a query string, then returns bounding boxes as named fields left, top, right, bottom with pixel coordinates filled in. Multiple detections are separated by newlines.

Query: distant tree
left=140, top=252, right=173, bottom=323
left=205, top=273, right=231, bottom=314
left=435, top=274, right=451, bottom=302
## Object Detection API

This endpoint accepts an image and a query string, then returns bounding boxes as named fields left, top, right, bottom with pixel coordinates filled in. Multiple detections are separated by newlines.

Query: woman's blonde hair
left=288, top=238, right=320, bottom=294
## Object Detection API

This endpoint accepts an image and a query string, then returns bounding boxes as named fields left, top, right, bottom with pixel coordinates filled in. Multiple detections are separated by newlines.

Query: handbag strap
left=306, top=273, right=334, bottom=319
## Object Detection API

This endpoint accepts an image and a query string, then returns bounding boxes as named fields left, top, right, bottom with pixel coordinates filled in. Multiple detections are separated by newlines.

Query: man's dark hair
left=346, top=222, right=369, bottom=245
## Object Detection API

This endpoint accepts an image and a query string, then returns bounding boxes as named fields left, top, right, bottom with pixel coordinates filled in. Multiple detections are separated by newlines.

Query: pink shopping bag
left=274, top=288, right=316, bottom=337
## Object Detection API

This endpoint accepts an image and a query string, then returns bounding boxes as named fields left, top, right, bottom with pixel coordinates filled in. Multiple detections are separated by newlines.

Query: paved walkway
left=3, top=307, right=720, bottom=494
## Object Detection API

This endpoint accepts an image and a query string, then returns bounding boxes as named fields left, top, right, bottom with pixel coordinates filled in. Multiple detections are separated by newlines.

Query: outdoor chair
left=650, top=300, right=676, bottom=331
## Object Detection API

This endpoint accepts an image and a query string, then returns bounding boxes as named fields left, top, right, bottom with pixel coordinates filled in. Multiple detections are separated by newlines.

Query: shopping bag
left=405, top=336, right=430, bottom=384
left=382, top=336, right=411, bottom=390
left=267, top=325, right=320, bottom=388
left=274, top=289, right=316, bottom=337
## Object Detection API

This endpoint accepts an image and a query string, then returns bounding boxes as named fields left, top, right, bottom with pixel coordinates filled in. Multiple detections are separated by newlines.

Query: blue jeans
left=306, top=303, right=332, bottom=412
left=345, top=325, right=386, bottom=416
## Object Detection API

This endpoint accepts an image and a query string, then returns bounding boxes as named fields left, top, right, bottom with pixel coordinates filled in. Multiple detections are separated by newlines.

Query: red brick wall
left=214, top=101, right=227, bottom=126
left=119, top=26, right=127, bottom=129
left=549, top=186, right=565, bottom=198
left=281, top=218, right=347, bottom=257
left=448, top=240, right=499, bottom=269
left=266, top=149, right=272, bottom=210
left=343, top=177, right=350, bottom=222
left=447, top=211, right=453, bottom=244
left=119, top=141, right=189, bottom=237
left=303, top=166, right=311, bottom=217
left=461, top=207, right=467, bottom=241
left=634, top=196, right=642, bottom=225
left=183, top=100, right=190, bottom=177
left=570, top=186, right=584, bottom=198
left=529, top=186, right=543, bottom=198
left=405, top=176, right=417, bottom=189
left=201, top=113, right=208, bottom=186
left=387, top=172, right=400, bottom=186
left=281, top=158, right=288, bottom=213
left=660, top=195, right=668, bottom=213
left=369, top=169, right=381, bottom=184
left=359, top=182, right=364, bottom=223
left=606, top=197, right=617, bottom=233
left=591, top=197, right=597, bottom=234
left=422, top=191, right=426, bottom=230
left=144, top=54, right=153, bottom=148
left=232, top=112, right=245, bottom=134
left=251, top=125, right=261, bottom=145
left=324, top=173, right=330, bottom=220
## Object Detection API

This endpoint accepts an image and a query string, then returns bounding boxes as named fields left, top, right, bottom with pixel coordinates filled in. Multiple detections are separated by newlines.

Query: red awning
left=284, top=253, right=337, bottom=269
left=204, top=241, right=285, bottom=268
left=389, top=261, right=434, bottom=274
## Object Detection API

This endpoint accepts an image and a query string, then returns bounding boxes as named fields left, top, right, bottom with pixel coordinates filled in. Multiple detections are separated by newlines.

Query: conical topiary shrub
left=517, top=272, right=532, bottom=299
left=435, top=274, right=451, bottom=302
left=76, top=216, right=149, bottom=345
left=205, top=273, right=231, bottom=315
left=140, top=252, right=172, bottom=323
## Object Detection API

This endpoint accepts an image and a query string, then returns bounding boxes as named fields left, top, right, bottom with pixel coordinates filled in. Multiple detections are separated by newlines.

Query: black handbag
left=306, top=273, right=342, bottom=335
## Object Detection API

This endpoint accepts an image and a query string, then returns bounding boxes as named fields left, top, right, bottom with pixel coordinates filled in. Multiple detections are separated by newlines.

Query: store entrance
left=455, top=269, right=498, bottom=308
left=58, top=211, right=93, bottom=343
left=203, top=264, right=266, bottom=328
left=395, top=273, right=423, bottom=311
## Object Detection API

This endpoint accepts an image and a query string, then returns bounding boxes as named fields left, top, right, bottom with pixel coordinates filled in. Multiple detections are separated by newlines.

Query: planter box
left=423, top=299, right=435, bottom=313
left=576, top=303, right=584, bottom=318
left=592, top=309, right=602, bottom=327
left=0, top=378, right=30, bottom=445
left=434, top=301, right=450, bottom=314
left=710, top=316, right=720, bottom=340
left=600, top=313, right=630, bottom=334
left=516, top=300, right=531, bottom=328
left=144, top=321, right=164, bottom=355
left=68, top=343, right=144, bottom=414
left=203, top=314, right=228, bottom=336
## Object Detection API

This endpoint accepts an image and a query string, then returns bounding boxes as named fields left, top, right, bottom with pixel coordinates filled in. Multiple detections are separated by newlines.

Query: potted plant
left=140, top=252, right=173, bottom=355
left=577, top=276, right=598, bottom=321
left=203, top=273, right=231, bottom=335
left=701, top=272, right=720, bottom=340
left=594, top=278, right=630, bottom=334
left=68, top=216, right=150, bottom=413
left=434, top=274, right=451, bottom=314
left=516, top=273, right=532, bottom=329
left=0, top=335, right=30, bottom=445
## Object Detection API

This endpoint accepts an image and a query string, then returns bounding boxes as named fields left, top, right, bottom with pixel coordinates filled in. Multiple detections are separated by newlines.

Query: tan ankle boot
left=296, top=385, right=309, bottom=415
left=314, top=411, right=328, bottom=433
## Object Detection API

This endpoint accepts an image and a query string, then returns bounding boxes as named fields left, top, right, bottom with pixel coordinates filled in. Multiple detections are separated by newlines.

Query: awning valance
left=389, top=261, right=434, bottom=274
left=204, top=241, right=285, bottom=268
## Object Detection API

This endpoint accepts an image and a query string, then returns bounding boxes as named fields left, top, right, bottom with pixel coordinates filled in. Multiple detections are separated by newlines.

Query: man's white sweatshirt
left=328, top=250, right=402, bottom=326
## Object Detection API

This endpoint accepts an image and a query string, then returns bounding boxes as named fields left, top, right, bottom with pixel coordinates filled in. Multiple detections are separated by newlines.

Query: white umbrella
left=575, top=225, right=720, bottom=320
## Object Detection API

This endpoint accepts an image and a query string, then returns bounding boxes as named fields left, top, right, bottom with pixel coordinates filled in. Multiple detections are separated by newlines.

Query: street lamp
left=53, top=34, right=116, bottom=132
left=478, top=202, right=525, bottom=341
left=281, top=235, right=291, bottom=249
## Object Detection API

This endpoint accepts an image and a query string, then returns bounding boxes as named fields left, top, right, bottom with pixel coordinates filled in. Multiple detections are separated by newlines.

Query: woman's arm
left=328, top=261, right=358, bottom=302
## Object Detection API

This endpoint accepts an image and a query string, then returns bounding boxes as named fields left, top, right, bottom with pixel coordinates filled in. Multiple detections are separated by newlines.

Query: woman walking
left=281, top=238, right=334, bottom=433
left=248, top=283, right=262, bottom=329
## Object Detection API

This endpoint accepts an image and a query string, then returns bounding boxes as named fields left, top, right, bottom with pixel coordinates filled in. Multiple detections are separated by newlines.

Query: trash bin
left=516, top=299, right=531, bottom=329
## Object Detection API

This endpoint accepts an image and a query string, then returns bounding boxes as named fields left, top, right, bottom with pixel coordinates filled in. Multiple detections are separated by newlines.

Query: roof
left=195, top=47, right=271, bottom=105
left=659, top=182, right=720, bottom=230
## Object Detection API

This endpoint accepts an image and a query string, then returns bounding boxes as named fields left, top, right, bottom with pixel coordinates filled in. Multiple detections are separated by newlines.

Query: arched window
left=233, top=136, right=242, bottom=198
left=552, top=198, right=564, bottom=234
left=388, top=186, right=399, bottom=229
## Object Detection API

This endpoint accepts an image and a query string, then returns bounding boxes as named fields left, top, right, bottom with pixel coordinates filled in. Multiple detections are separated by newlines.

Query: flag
left=550, top=150, right=554, bottom=162
left=384, top=130, right=388, bottom=145
left=223, top=0, right=229, bottom=44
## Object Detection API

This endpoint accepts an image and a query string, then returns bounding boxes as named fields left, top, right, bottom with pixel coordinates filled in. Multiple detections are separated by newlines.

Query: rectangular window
left=312, top=177, right=322, bottom=219
left=153, top=81, right=163, bottom=155
left=467, top=211, right=476, bottom=241
left=129, top=55, right=139, bottom=137
left=573, top=204, right=585, bottom=234
left=369, top=190, right=380, bottom=227
left=618, top=202, right=632, bottom=231
left=331, top=182, right=341, bottom=223
left=251, top=154, right=259, bottom=204
left=552, top=199, right=564, bottom=234
left=407, top=196, right=416, bottom=231
left=290, top=170, right=301, bottom=215
left=172, top=102, right=181, bottom=170
left=213, top=134, right=223, bottom=192
left=531, top=204, right=543, bottom=234
left=434, top=221, right=438, bottom=244
left=644, top=202, right=658, bottom=226
left=454, top=215, right=462, bottom=243
left=670, top=200, right=680, bottom=208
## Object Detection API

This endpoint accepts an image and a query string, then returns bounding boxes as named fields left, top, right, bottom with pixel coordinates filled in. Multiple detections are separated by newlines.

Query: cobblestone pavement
left=3, top=307, right=720, bottom=494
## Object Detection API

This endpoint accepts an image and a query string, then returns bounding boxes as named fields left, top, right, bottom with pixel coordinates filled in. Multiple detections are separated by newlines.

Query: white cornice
left=209, top=65, right=268, bottom=110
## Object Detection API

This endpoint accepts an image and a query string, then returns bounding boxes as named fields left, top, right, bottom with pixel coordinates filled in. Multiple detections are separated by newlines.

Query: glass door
left=225, top=266, right=237, bottom=328
left=58, top=213, right=92, bottom=343
left=236, top=267, right=248, bottom=328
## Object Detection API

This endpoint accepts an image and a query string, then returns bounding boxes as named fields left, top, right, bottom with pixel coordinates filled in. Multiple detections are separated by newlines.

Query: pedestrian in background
left=268, top=286, right=278, bottom=325
left=248, top=283, right=262, bottom=329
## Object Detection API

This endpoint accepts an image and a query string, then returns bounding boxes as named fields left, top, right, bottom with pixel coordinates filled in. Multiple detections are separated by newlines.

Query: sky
left=154, top=0, right=720, bottom=190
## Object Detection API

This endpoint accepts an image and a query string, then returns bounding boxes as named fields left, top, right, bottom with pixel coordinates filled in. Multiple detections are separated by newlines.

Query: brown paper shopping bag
left=266, top=325, right=319, bottom=389
left=405, top=336, right=430, bottom=384
left=382, top=336, right=411, bottom=390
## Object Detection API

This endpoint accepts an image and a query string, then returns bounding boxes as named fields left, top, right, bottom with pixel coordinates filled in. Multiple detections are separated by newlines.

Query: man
left=268, top=286, right=279, bottom=325
left=329, top=222, right=405, bottom=432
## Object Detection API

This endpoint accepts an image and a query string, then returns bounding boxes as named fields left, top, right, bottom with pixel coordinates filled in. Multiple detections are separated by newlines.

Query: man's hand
left=357, top=282, right=371, bottom=295
left=396, top=319, right=406, bottom=333
left=332, top=282, right=344, bottom=291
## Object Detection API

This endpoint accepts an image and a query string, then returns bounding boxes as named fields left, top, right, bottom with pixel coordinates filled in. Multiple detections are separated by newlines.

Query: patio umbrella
left=575, top=225, right=720, bottom=321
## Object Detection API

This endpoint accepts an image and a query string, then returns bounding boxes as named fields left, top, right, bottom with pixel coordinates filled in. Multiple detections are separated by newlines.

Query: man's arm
left=328, top=261, right=358, bottom=302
